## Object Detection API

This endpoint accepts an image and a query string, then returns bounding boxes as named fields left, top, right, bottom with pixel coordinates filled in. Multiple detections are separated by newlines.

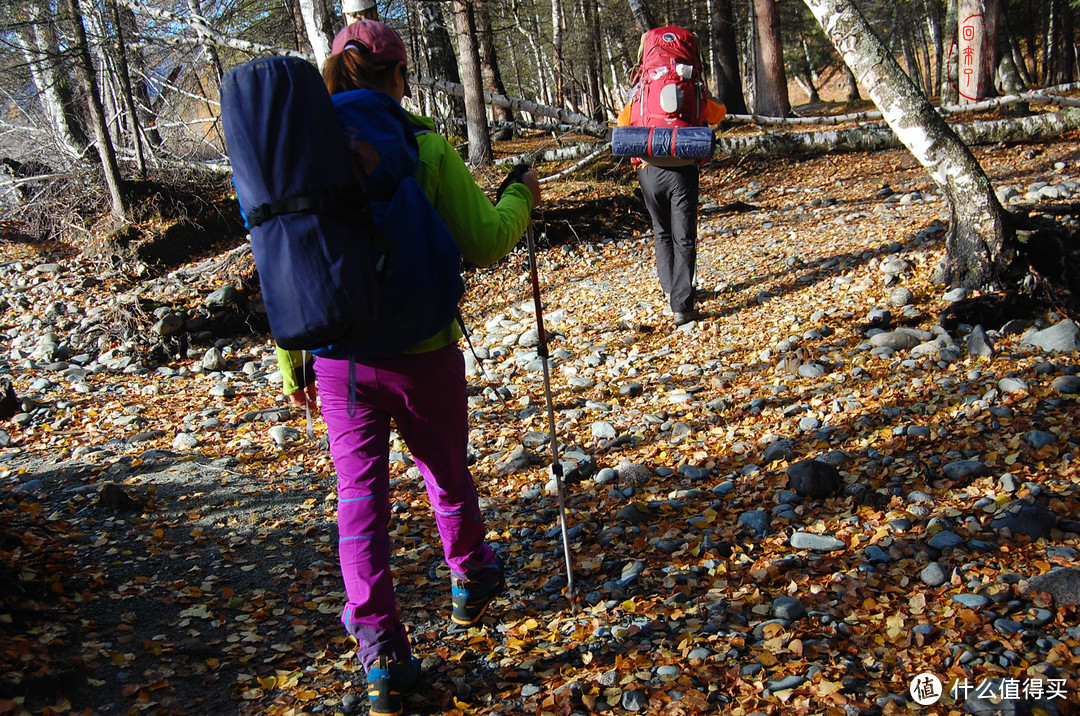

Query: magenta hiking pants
left=313, top=345, right=498, bottom=669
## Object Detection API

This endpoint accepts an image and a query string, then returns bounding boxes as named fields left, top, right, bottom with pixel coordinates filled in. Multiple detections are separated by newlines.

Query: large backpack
left=220, top=56, right=464, bottom=359
left=626, top=26, right=706, bottom=129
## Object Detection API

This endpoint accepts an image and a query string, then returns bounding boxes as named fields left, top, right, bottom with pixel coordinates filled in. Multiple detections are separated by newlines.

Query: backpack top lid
left=637, top=26, right=702, bottom=80
left=221, top=56, right=357, bottom=214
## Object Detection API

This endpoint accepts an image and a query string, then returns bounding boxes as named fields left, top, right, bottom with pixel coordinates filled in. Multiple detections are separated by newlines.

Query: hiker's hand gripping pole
left=523, top=208, right=576, bottom=606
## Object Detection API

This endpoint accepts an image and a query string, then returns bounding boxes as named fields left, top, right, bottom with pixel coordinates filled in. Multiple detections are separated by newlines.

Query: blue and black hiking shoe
left=450, top=558, right=506, bottom=629
left=366, top=654, right=420, bottom=716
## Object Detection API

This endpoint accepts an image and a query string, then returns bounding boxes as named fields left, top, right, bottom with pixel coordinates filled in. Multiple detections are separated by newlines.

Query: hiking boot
left=366, top=654, right=420, bottom=716
left=673, top=310, right=698, bottom=326
left=450, top=558, right=506, bottom=629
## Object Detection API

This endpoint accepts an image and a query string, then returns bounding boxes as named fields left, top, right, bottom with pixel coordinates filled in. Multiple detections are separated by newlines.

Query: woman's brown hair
left=322, top=43, right=399, bottom=95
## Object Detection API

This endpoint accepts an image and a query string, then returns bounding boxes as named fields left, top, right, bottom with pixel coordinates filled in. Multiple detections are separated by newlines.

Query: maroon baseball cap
left=331, top=19, right=408, bottom=64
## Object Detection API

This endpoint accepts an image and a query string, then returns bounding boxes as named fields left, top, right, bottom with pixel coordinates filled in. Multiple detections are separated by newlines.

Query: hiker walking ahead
left=276, top=20, right=540, bottom=716
left=617, top=26, right=725, bottom=326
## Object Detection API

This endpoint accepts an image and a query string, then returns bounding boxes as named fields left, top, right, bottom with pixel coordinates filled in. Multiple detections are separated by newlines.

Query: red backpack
left=627, top=26, right=706, bottom=128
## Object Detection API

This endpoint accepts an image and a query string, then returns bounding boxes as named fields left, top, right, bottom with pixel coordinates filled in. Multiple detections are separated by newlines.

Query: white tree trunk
left=17, top=0, right=86, bottom=159
left=802, top=0, right=1013, bottom=288
left=298, top=0, right=334, bottom=69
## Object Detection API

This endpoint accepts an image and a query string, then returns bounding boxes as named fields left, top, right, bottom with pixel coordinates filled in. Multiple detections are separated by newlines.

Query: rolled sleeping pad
left=611, top=126, right=715, bottom=159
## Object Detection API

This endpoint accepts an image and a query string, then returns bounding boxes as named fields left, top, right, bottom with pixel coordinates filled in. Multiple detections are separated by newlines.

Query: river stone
left=1026, top=568, right=1080, bottom=605
left=771, top=596, right=805, bottom=620
left=1024, top=430, right=1057, bottom=449
left=617, top=461, right=652, bottom=485
left=920, top=562, right=949, bottom=587
left=952, top=593, right=991, bottom=609
left=869, top=331, right=921, bottom=350
left=888, top=287, right=915, bottom=307
left=787, top=459, right=841, bottom=498
left=998, top=377, right=1029, bottom=394
left=790, top=532, right=845, bottom=552
left=966, top=325, right=994, bottom=357
left=621, top=690, right=649, bottom=712
left=943, top=460, right=988, bottom=480
left=928, top=531, right=964, bottom=550
left=739, top=510, right=770, bottom=535
left=1051, top=375, right=1080, bottom=394
left=1023, top=320, right=1080, bottom=352
left=991, top=499, right=1056, bottom=539
left=616, top=503, right=652, bottom=524
left=762, top=439, right=796, bottom=464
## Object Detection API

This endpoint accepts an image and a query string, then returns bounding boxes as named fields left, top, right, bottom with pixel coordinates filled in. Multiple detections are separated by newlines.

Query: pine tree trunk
left=753, top=0, right=790, bottom=117
left=451, top=0, right=493, bottom=165
left=802, top=0, right=1016, bottom=289
left=709, top=0, right=747, bottom=114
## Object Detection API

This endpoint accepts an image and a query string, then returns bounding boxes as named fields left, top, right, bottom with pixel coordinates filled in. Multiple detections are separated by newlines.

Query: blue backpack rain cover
left=221, top=56, right=380, bottom=352
left=221, top=57, right=464, bottom=359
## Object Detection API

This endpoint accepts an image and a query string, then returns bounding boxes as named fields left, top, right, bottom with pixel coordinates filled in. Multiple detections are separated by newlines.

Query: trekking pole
left=524, top=219, right=576, bottom=605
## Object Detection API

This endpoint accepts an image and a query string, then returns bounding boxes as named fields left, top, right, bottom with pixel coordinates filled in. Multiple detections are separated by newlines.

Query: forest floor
left=2, top=129, right=1080, bottom=716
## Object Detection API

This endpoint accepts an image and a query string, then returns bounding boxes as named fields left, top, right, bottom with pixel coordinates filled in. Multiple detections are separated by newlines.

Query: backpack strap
left=246, top=184, right=393, bottom=227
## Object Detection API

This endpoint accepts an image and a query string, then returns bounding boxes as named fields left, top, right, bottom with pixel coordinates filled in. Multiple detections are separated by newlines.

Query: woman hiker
left=276, top=19, right=541, bottom=716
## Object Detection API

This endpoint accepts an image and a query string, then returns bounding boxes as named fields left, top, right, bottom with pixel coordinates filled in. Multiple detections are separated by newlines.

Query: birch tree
left=802, top=0, right=1014, bottom=289
left=298, top=0, right=334, bottom=68
left=551, top=0, right=565, bottom=108
left=14, top=0, right=88, bottom=160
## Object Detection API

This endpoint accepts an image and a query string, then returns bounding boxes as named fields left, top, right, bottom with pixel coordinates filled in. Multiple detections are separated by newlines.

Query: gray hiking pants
left=637, top=162, right=699, bottom=314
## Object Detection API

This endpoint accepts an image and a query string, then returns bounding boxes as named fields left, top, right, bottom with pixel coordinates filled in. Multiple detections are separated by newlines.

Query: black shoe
left=450, top=557, right=506, bottom=629
left=366, top=655, right=420, bottom=716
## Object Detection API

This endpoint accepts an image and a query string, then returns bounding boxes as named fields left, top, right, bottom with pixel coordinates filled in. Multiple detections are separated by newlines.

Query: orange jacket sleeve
left=703, top=97, right=727, bottom=125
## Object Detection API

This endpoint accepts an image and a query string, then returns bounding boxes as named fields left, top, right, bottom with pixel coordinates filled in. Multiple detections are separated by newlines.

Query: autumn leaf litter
left=2, top=142, right=1080, bottom=715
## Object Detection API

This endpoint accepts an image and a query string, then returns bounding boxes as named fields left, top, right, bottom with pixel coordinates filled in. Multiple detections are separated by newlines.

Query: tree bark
left=551, top=0, right=565, bottom=109
left=114, top=3, right=162, bottom=147
left=709, top=0, right=747, bottom=114
left=942, top=0, right=959, bottom=104
left=752, top=0, right=790, bottom=117
left=16, top=0, right=88, bottom=159
left=110, top=0, right=147, bottom=178
left=582, top=0, right=604, bottom=121
left=451, top=0, right=493, bottom=165
left=298, top=0, right=334, bottom=69
left=64, top=0, right=127, bottom=221
left=626, top=0, right=653, bottom=34
left=417, top=2, right=465, bottom=119
left=475, top=2, right=514, bottom=139
left=802, top=0, right=1014, bottom=289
